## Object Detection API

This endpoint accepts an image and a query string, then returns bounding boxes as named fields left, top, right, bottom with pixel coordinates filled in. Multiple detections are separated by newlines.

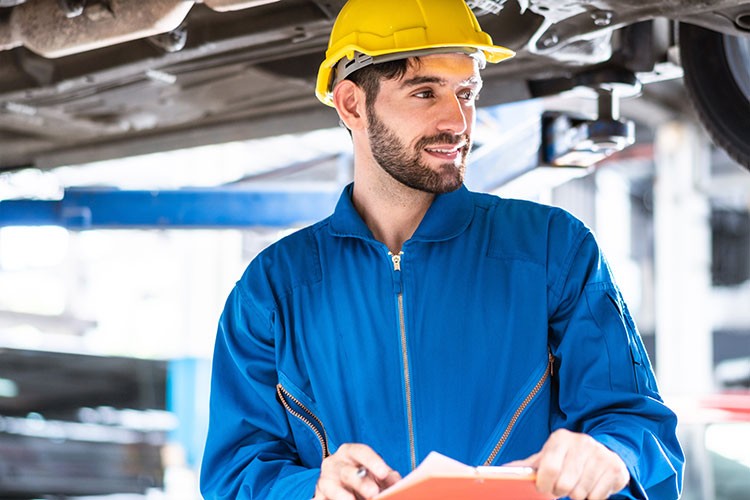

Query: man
left=200, top=1, right=684, bottom=499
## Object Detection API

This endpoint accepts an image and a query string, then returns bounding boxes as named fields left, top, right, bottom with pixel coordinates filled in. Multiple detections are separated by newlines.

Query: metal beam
left=0, top=187, right=340, bottom=229
left=27, top=105, right=341, bottom=172
left=0, top=99, right=569, bottom=229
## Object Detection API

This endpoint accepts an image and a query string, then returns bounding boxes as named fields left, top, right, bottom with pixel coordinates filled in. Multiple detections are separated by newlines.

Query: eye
left=458, top=89, right=478, bottom=102
left=413, top=89, right=435, bottom=99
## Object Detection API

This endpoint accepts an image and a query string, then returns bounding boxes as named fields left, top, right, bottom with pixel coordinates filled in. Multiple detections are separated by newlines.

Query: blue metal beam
left=0, top=188, right=340, bottom=229
left=0, top=199, right=60, bottom=226
left=0, top=99, right=547, bottom=229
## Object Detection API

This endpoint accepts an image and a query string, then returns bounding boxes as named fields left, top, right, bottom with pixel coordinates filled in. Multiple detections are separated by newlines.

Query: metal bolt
left=148, top=24, right=188, bottom=53
left=57, top=0, right=86, bottom=18
left=591, top=10, right=613, bottom=27
left=540, top=32, right=559, bottom=48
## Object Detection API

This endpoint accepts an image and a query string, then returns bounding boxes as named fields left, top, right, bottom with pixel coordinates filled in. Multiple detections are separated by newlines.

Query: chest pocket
left=585, top=282, right=658, bottom=395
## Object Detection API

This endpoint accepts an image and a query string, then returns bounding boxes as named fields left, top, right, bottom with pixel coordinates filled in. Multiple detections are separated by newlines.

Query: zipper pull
left=548, top=349, right=555, bottom=377
left=389, top=251, right=404, bottom=271
left=388, top=251, right=404, bottom=294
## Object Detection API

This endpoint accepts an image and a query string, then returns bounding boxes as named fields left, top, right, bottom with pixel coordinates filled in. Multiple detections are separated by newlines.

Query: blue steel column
left=167, top=358, right=212, bottom=468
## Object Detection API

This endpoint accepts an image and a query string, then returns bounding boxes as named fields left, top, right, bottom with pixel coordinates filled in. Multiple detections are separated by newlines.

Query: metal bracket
left=147, top=21, right=188, bottom=53
left=542, top=88, right=635, bottom=167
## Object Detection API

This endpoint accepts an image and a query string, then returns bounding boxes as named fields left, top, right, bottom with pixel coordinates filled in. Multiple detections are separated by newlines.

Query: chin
left=434, top=175, right=464, bottom=194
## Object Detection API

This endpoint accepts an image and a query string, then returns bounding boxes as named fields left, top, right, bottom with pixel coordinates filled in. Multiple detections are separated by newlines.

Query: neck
left=351, top=156, right=434, bottom=254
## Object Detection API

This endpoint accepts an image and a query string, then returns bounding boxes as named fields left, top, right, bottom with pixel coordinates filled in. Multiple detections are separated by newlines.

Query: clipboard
left=374, top=451, right=554, bottom=500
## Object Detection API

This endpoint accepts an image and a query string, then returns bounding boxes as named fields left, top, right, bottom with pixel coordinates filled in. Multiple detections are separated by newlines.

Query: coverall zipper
left=277, top=384, right=330, bottom=459
left=389, top=250, right=417, bottom=471
left=483, top=350, right=554, bottom=465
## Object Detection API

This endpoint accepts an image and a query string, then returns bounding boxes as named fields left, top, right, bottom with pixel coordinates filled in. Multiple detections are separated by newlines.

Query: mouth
left=423, top=143, right=466, bottom=161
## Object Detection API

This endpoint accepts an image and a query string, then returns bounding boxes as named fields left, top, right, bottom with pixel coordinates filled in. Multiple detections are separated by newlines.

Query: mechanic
left=200, top=1, right=684, bottom=499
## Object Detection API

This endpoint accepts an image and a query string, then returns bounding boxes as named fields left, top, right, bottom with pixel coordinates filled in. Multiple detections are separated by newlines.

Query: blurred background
left=1, top=1, right=749, bottom=499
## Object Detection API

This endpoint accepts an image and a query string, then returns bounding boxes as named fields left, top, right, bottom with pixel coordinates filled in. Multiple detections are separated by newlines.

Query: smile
left=424, top=142, right=466, bottom=154
left=425, top=148, right=459, bottom=153
left=423, top=143, right=466, bottom=160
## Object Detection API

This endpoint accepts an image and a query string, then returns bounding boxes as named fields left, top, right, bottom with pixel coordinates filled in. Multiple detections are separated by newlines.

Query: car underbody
left=0, top=0, right=749, bottom=172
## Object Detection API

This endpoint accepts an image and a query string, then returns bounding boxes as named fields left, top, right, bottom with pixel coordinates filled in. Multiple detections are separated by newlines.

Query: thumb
left=502, top=452, right=541, bottom=468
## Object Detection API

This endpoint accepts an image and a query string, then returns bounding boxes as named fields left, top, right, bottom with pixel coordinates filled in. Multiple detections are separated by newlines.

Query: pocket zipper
left=277, top=384, right=330, bottom=458
left=483, top=350, right=554, bottom=465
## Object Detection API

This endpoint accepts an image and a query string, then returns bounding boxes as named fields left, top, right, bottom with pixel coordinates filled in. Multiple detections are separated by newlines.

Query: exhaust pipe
left=0, top=0, right=194, bottom=58
left=0, top=0, right=283, bottom=58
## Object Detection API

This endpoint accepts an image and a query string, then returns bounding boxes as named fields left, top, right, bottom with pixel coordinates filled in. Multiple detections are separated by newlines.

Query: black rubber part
left=679, top=22, right=750, bottom=171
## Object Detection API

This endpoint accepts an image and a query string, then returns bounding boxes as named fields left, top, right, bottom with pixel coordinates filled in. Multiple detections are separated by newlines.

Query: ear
left=332, top=80, right=367, bottom=132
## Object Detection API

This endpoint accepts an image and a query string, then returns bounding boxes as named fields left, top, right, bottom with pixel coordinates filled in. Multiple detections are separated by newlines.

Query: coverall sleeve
left=200, top=283, right=320, bottom=500
left=547, top=224, right=684, bottom=500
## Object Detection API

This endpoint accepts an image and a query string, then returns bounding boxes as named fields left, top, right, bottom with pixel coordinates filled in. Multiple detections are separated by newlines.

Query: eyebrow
left=399, top=75, right=482, bottom=88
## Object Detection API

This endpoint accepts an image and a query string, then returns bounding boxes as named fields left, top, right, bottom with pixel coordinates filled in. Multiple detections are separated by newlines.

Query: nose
left=436, top=95, right=469, bottom=135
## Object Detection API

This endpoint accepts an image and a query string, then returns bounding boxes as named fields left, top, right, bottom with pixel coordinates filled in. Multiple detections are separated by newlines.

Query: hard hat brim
left=316, top=43, right=515, bottom=107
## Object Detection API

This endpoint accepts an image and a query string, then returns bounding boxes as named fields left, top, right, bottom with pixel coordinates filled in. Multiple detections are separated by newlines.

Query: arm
left=200, top=284, right=320, bottom=500
left=200, top=281, right=400, bottom=500
left=545, top=226, right=684, bottom=499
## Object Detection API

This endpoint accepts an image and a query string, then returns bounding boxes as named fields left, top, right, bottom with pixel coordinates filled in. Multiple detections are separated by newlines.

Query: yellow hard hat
left=315, top=0, right=516, bottom=106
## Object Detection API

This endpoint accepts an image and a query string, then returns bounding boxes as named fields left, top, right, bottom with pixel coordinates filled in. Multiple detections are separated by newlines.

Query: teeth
left=425, top=143, right=465, bottom=154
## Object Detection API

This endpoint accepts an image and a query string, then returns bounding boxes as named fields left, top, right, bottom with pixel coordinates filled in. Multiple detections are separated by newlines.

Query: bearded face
left=366, top=103, right=471, bottom=194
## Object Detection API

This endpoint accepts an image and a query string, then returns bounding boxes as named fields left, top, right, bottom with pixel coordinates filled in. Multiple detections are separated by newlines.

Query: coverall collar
left=330, top=182, right=474, bottom=243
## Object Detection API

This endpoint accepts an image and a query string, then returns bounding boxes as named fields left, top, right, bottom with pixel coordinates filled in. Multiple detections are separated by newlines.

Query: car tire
left=679, top=23, right=750, bottom=170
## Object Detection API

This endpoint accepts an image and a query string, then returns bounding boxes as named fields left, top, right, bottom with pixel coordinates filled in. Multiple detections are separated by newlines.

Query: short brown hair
left=345, top=58, right=420, bottom=105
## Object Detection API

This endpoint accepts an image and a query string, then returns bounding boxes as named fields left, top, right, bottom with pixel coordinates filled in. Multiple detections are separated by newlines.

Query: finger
left=567, top=438, right=629, bottom=500
left=316, top=476, right=357, bottom=500
left=502, top=452, right=541, bottom=468
left=565, top=453, right=605, bottom=500
left=591, top=448, right=630, bottom=499
left=587, top=468, right=620, bottom=500
left=534, top=434, right=569, bottom=495
left=320, top=454, right=350, bottom=481
left=340, top=463, right=380, bottom=499
left=551, top=453, right=587, bottom=499
left=379, top=470, right=402, bottom=489
left=340, top=443, right=395, bottom=481
left=556, top=443, right=606, bottom=500
left=568, top=457, right=602, bottom=500
left=606, top=449, right=630, bottom=493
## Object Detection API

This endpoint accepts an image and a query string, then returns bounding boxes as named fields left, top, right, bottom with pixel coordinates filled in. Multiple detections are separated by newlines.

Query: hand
left=504, top=429, right=629, bottom=500
left=313, top=443, right=402, bottom=500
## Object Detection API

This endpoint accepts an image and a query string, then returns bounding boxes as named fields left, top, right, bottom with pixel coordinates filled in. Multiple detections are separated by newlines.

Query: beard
left=366, top=105, right=470, bottom=194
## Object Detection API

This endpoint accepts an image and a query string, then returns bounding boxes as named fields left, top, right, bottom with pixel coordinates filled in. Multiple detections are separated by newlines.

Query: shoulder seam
left=548, top=226, right=591, bottom=299
left=234, top=281, right=276, bottom=333
left=278, top=226, right=323, bottom=304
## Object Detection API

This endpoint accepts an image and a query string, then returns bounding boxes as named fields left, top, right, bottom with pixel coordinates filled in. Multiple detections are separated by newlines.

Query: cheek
left=465, top=107, right=476, bottom=131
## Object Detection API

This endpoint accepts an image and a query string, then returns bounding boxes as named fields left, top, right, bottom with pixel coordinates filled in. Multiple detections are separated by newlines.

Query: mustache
left=415, top=132, right=470, bottom=151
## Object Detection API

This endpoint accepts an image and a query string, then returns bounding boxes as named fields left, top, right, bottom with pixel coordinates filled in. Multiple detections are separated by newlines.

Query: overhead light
left=0, top=378, right=18, bottom=398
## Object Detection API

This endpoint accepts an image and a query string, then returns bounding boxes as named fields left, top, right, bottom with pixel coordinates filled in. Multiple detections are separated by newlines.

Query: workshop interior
left=0, top=0, right=749, bottom=499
